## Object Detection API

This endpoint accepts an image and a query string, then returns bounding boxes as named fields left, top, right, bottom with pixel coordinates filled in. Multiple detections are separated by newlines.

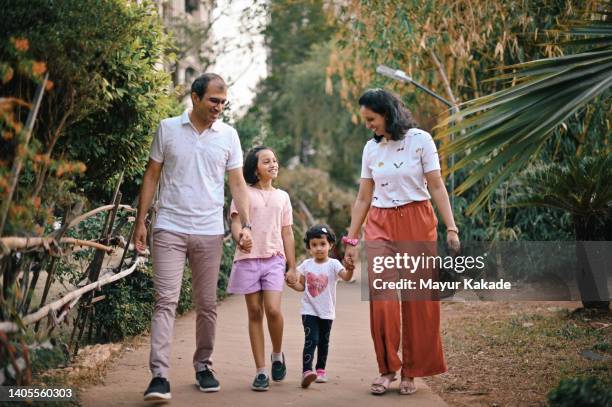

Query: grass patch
left=425, top=302, right=611, bottom=406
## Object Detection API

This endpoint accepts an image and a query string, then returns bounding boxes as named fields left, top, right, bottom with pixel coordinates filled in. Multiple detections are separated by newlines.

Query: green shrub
left=1, top=338, right=70, bottom=385
left=218, top=239, right=235, bottom=299
left=276, top=165, right=354, bottom=259
left=29, top=340, right=70, bottom=374
left=548, top=377, right=612, bottom=407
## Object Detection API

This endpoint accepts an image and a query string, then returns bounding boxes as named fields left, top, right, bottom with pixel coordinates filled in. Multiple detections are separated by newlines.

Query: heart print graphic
left=306, top=272, right=328, bottom=297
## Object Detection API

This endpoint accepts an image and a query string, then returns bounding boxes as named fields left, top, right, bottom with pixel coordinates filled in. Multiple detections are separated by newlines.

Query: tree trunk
left=574, top=214, right=610, bottom=310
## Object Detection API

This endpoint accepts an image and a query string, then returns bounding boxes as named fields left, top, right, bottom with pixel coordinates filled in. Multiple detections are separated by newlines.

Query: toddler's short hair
left=304, top=224, right=336, bottom=249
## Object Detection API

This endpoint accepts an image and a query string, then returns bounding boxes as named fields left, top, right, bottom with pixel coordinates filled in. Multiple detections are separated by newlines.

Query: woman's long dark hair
left=358, top=88, right=417, bottom=142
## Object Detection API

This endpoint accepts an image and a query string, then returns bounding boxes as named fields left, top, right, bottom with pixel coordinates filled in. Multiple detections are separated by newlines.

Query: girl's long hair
left=243, top=145, right=273, bottom=185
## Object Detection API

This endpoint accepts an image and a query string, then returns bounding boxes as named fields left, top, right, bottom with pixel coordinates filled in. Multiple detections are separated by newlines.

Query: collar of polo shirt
left=180, top=109, right=221, bottom=132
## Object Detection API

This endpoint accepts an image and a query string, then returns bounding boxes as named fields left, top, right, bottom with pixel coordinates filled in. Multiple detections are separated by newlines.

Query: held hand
left=447, top=231, right=460, bottom=256
left=285, top=269, right=298, bottom=285
left=342, top=257, right=355, bottom=272
left=133, top=221, right=148, bottom=254
left=343, top=245, right=358, bottom=271
left=238, top=228, right=253, bottom=253
left=238, top=237, right=253, bottom=253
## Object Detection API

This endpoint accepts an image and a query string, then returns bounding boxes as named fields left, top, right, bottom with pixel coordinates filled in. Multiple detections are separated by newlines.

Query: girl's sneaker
left=271, top=352, right=286, bottom=381
left=301, top=370, right=317, bottom=388
left=251, top=373, right=270, bottom=391
left=315, top=369, right=328, bottom=383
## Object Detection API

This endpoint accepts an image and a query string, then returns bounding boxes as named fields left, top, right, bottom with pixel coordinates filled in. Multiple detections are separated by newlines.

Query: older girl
left=228, top=146, right=296, bottom=391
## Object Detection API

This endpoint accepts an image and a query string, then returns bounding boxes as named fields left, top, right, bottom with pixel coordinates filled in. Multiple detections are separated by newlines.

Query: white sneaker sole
left=197, top=384, right=221, bottom=392
left=315, top=377, right=328, bottom=383
left=144, top=391, right=171, bottom=401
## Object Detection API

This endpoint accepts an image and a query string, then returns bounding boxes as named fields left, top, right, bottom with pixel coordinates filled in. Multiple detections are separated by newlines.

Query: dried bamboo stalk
left=0, top=257, right=145, bottom=333
left=0, top=237, right=114, bottom=253
left=66, top=204, right=135, bottom=230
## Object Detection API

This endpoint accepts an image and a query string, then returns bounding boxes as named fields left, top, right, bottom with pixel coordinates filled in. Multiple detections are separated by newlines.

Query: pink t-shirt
left=230, top=186, right=293, bottom=262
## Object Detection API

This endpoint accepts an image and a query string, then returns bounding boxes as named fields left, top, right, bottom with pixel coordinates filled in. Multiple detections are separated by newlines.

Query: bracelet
left=341, top=236, right=359, bottom=247
left=242, top=223, right=252, bottom=230
left=447, top=227, right=459, bottom=234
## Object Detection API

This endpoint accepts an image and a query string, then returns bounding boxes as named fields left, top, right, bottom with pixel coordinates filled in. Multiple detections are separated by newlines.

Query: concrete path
left=81, top=271, right=448, bottom=407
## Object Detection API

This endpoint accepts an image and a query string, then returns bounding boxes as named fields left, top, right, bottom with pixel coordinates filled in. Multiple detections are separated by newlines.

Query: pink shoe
left=315, top=369, right=328, bottom=383
left=301, top=370, right=317, bottom=388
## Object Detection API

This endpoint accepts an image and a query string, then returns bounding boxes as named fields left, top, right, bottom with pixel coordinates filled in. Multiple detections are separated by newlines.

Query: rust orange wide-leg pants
left=364, top=200, right=447, bottom=378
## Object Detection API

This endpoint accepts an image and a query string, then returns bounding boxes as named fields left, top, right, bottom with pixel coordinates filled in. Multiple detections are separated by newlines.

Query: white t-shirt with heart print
left=297, top=258, right=345, bottom=320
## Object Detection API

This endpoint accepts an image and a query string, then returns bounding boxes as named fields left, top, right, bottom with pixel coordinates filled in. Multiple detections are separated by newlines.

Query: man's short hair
left=191, top=73, right=226, bottom=98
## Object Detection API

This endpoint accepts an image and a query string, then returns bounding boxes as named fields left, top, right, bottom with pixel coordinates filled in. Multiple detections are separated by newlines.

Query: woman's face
left=360, top=106, right=387, bottom=137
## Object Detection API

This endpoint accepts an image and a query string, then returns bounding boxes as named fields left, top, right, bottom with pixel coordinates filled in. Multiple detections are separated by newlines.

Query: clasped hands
left=237, top=227, right=253, bottom=253
left=342, top=245, right=358, bottom=273
left=285, top=269, right=298, bottom=288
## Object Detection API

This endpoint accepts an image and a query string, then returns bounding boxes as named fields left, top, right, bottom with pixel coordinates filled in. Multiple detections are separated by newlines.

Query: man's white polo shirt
left=149, top=109, right=243, bottom=235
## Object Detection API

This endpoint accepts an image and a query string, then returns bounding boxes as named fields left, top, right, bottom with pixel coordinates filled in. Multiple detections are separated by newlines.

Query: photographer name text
left=372, top=278, right=512, bottom=290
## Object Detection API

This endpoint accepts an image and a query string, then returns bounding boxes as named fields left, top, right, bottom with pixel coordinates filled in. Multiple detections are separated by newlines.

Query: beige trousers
left=149, top=229, right=223, bottom=378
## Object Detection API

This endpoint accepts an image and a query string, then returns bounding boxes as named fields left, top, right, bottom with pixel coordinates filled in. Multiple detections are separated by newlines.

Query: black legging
left=302, top=314, right=333, bottom=372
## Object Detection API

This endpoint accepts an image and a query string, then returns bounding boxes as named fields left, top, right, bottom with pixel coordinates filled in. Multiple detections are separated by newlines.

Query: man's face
left=192, top=79, right=228, bottom=124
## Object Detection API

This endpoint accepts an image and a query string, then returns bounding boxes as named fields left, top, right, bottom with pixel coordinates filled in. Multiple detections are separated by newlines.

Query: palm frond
left=436, top=10, right=612, bottom=215
left=564, top=20, right=612, bottom=46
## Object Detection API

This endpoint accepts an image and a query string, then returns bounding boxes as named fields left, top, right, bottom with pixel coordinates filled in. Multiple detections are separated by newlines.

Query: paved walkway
left=81, top=271, right=448, bottom=406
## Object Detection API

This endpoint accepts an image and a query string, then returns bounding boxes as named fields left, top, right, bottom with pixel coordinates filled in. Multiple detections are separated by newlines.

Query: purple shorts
left=227, top=255, right=286, bottom=294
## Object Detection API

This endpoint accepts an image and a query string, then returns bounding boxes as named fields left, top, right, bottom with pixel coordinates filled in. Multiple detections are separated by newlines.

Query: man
left=134, top=73, right=252, bottom=402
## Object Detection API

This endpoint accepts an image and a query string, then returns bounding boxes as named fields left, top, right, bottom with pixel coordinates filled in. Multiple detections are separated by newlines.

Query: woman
left=343, top=88, right=460, bottom=395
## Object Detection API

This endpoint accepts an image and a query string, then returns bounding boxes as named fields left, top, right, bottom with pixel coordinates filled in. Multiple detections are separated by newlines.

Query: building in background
left=154, top=0, right=215, bottom=104
left=148, top=0, right=267, bottom=112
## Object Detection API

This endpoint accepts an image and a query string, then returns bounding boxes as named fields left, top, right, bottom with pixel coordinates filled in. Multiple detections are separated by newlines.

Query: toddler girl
left=286, top=224, right=353, bottom=388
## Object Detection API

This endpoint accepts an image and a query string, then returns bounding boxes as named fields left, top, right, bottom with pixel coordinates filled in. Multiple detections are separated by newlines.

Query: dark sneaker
left=271, top=352, right=286, bottom=382
left=251, top=373, right=270, bottom=391
left=196, top=366, right=220, bottom=392
left=144, top=377, right=171, bottom=401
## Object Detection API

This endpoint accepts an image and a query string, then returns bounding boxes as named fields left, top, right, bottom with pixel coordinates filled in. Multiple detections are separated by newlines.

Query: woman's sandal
left=370, top=375, right=396, bottom=395
left=399, top=378, right=417, bottom=395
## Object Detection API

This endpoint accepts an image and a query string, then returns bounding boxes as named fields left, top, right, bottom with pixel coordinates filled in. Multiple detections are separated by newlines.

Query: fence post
left=71, top=176, right=124, bottom=355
